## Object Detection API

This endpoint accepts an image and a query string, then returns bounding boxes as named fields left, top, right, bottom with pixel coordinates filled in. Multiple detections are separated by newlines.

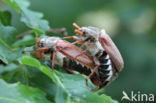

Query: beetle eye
left=40, top=40, right=45, bottom=47
left=41, top=42, right=44, bottom=47
left=82, top=31, right=87, bottom=37
left=83, top=31, right=86, bottom=34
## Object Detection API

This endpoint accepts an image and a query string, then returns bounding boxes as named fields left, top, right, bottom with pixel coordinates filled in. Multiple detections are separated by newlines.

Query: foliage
left=0, top=79, right=50, bottom=103
left=0, top=0, right=117, bottom=103
left=22, top=56, right=114, bottom=103
left=3, top=0, right=49, bottom=35
left=1, top=0, right=156, bottom=103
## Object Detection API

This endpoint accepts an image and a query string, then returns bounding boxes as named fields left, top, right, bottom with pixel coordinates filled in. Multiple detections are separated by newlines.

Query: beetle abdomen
left=63, top=58, right=100, bottom=86
left=67, top=59, right=91, bottom=75
left=98, top=51, right=115, bottom=86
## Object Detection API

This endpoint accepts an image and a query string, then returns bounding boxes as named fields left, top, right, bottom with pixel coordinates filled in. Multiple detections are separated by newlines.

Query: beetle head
left=38, top=37, right=61, bottom=49
left=79, top=27, right=100, bottom=39
left=73, top=23, right=100, bottom=40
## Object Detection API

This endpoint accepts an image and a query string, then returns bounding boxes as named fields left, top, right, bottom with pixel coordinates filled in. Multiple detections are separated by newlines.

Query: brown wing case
left=56, top=40, right=95, bottom=69
left=99, top=32, right=124, bottom=72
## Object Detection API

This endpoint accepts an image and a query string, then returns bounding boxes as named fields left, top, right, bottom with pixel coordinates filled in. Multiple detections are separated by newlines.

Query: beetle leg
left=63, top=36, right=86, bottom=47
left=86, top=59, right=100, bottom=86
left=36, top=47, right=50, bottom=59
left=71, top=40, right=85, bottom=45
left=62, top=40, right=84, bottom=51
left=22, top=50, right=33, bottom=53
left=37, top=53, right=50, bottom=59
left=36, top=51, right=43, bottom=59
left=51, top=51, right=56, bottom=71
left=59, top=40, right=85, bottom=52
left=63, top=36, right=80, bottom=41
left=37, top=47, right=49, bottom=52
left=84, top=42, right=94, bottom=52
left=79, top=43, right=86, bottom=49
left=65, top=68, right=75, bottom=74
left=75, top=43, right=94, bottom=58
left=22, top=50, right=43, bottom=59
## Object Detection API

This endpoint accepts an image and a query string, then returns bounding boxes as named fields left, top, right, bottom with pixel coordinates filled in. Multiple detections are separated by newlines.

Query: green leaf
left=0, top=64, right=20, bottom=82
left=0, top=44, right=11, bottom=64
left=58, top=72, right=115, bottom=103
left=22, top=56, right=58, bottom=84
left=0, top=23, right=16, bottom=45
left=2, top=0, right=20, bottom=13
left=0, top=43, right=23, bottom=64
left=0, top=63, right=18, bottom=73
left=0, top=54, right=8, bottom=64
left=0, top=11, right=12, bottom=26
left=20, top=9, right=49, bottom=34
left=0, top=24, right=22, bottom=61
left=3, top=0, right=50, bottom=35
left=0, top=79, right=51, bottom=103
left=22, top=56, right=41, bottom=69
left=13, top=35, right=35, bottom=47
left=22, top=56, right=115, bottom=103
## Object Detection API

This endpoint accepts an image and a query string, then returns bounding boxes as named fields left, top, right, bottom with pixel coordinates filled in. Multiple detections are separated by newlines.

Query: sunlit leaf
left=22, top=56, right=115, bottom=103
left=2, top=0, right=20, bottom=13
left=0, top=79, right=51, bottom=103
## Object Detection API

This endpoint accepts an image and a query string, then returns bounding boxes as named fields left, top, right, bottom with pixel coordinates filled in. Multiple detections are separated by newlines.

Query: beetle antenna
left=74, top=30, right=83, bottom=35
left=73, top=23, right=80, bottom=29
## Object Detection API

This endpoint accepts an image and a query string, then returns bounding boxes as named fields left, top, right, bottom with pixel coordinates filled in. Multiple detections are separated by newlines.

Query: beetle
left=63, top=23, right=124, bottom=88
left=23, top=37, right=102, bottom=89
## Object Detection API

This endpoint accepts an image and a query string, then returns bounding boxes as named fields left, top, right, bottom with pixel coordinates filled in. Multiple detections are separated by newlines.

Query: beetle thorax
left=87, top=41, right=104, bottom=56
left=40, top=37, right=61, bottom=50
left=80, top=27, right=108, bottom=57
left=80, top=27, right=100, bottom=41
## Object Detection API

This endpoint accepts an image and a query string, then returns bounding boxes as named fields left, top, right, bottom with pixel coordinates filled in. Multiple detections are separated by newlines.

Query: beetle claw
left=85, top=77, right=101, bottom=92
left=85, top=77, right=89, bottom=86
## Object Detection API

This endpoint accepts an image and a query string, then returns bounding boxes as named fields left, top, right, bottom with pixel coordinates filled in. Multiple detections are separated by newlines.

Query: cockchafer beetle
left=23, top=37, right=102, bottom=90
left=63, top=23, right=124, bottom=89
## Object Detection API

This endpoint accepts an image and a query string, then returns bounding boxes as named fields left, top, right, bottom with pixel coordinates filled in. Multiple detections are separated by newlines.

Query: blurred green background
left=0, top=0, right=156, bottom=102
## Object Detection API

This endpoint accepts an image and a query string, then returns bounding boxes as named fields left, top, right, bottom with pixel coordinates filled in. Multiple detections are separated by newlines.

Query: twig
left=16, top=30, right=34, bottom=39
left=48, top=28, right=68, bottom=36
left=16, top=28, right=68, bottom=39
